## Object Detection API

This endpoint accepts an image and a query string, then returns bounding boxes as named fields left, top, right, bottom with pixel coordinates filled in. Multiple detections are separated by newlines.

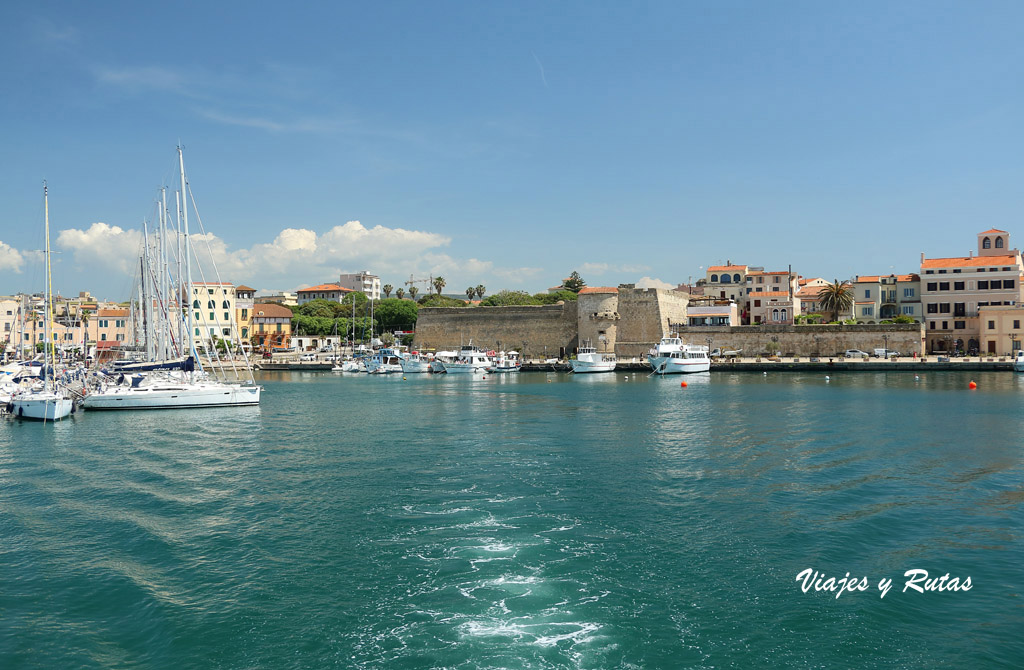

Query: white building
left=339, top=271, right=381, bottom=301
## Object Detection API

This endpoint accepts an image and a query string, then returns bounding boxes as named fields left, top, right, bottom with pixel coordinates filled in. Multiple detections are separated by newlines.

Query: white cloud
left=0, top=241, right=25, bottom=273
left=580, top=262, right=651, bottom=275
left=635, top=276, right=676, bottom=290
left=56, top=223, right=143, bottom=275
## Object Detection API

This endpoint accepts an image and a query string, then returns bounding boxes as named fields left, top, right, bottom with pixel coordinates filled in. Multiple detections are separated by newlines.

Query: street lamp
left=706, top=336, right=713, bottom=358
left=1011, top=332, right=1018, bottom=356
left=882, top=333, right=889, bottom=358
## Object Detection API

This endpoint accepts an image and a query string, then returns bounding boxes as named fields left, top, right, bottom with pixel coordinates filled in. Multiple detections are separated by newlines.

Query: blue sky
left=3, top=1, right=1024, bottom=300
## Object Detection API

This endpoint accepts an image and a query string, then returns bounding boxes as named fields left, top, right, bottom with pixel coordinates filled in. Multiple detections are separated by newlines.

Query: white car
left=844, top=349, right=869, bottom=358
left=300, top=353, right=316, bottom=361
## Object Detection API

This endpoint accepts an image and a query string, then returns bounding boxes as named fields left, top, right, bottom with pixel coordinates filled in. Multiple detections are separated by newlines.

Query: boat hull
left=570, top=359, right=616, bottom=373
left=400, top=359, right=432, bottom=374
left=648, top=357, right=711, bottom=374
left=10, top=392, right=74, bottom=421
left=81, top=383, right=261, bottom=410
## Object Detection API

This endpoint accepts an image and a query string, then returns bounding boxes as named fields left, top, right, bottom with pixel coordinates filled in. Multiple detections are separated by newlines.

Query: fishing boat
left=1014, top=350, right=1024, bottom=372
left=570, top=340, right=616, bottom=373
left=364, top=348, right=405, bottom=374
left=400, top=352, right=433, bottom=374
left=487, top=351, right=521, bottom=373
left=647, top=335, right=710, bottom=375
left=10, top=184, right=74, bottom=421
left=430, top=350, right=457, bottom=373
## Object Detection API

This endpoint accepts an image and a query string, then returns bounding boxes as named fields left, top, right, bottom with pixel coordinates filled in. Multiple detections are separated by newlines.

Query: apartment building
left=191, top=282, right=238, bottom=348
left=297, top=283, right=355, bottom=305
left=920, top=229, right=1024, bottom=354
left=339, top=271, right=381, bottom=300
left=852, top=274, right=922, bottom=323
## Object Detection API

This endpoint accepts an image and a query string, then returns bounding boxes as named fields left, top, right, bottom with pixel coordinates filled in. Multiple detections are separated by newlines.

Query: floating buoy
left=915, top=375, right=920, bottom=381
left=680, top=381, right=687, bottom=388
left=825, top=375, right=830, bottom=381
left=763, top=371, right=767, bottom=375
left=403, top=376, right=407, bottom=380
left=969, top=380, right=977, bottom=390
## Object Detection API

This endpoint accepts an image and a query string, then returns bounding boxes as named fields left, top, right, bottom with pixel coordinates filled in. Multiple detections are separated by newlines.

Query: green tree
left=818, top=280, right=854, bottom=323
left=466, top=287, right=476, bottom=301
left=418, top=294, right=468, bottom=308
left=373, top=298, right=419, bottom=333
left=562, top=271, right=586, bottom=293
left=475, top=285, right=486, bottom=300
left=432, top=276, right=446, bottom=296
left=480, top=290, right=538, bottom=306
left=80, top=308, right=91, bottom=361
left=408, top=286, right=419, bottom=300
left=533, top=290, right=579, bottom=304
left=395, top=287, right=405, bottom=300
left=382, top=284, right=393, bottom=298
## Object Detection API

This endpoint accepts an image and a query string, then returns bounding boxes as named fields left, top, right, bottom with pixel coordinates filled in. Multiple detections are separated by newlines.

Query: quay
left=246, top=356, right=1016, bottom=373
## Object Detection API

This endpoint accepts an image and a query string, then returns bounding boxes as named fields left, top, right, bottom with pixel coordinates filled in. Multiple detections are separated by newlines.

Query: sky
left=3, top=1, right=1024, bottom=301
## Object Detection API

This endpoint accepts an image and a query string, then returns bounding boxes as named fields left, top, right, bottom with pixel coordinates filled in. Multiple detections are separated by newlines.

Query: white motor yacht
left=648, top=336, right=710, bottom=375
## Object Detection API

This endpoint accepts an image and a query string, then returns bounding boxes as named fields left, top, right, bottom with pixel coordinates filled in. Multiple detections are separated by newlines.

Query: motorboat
left=440, top=343, right=491, bottom=374
left=648, top=336, right=710, bottom=375
left=400, top=352, right=433, bottom=374
left=570, top=341, right=616, bottom=373
left=430, top=350, right=457, bottom=373
left=1014, top=350, right=1024, bottom=372
left=364, top=348, right=405, bottom=374
left=81, top=372, right=260, bottom=410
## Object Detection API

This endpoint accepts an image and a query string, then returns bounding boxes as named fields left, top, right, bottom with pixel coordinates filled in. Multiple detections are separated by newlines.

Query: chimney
left=920, top=252, right=925, bottom=265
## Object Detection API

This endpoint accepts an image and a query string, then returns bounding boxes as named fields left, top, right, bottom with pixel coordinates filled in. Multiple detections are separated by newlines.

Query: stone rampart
left=413, top=302, right=578, bottom=358
left=615, top=287, right=690, bottom=358
left=667, top=323, right=925, bottom=357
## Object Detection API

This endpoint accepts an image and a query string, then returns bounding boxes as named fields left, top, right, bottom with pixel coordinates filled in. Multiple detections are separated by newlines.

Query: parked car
left=300, top=353, right=316, bottom=361
left=873, top=348, right=899, bottom=358
left=844, top=349, right=870, bottom=358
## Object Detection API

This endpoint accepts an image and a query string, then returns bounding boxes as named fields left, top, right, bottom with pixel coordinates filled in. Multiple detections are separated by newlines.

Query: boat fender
left=18, top=407, right=24, bottom=417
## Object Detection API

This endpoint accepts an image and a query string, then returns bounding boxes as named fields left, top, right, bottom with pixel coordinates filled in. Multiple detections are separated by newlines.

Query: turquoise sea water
left=1, top=370, right=1022, bottom=669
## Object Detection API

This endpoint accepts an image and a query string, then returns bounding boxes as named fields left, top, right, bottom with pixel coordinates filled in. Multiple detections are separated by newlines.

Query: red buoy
left=681, top=381, right=688, bottom=388
left=969, top=381, right=977, bottom=389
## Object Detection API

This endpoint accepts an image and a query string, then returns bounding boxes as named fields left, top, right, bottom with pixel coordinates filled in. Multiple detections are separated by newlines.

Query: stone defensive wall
left=667, top=323, right=925, bottom=357
left=413, top=302, right=579, bottom=358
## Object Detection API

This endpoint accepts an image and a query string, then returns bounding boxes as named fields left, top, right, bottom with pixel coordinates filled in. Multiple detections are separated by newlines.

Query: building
left=851, top=274, right=922, bottom=323
left=339, top=271, right=381, bottom=301
left=920, top=229, right=1024, bottom=354
left=685, top=297, right=740, bottom=327
left=977, top=304, right=1024, bottom=356
left=236, top=285, right=255, bottom=345
left=252, top=302, right=294, bottom=351
left=297, top=283, right=355, bottom=305
left=576, top=287, right=620, bottom=353
left=255, top=292, right=298, bottom=306
left=190, top=282, right=238, bottom=348
left=704, top=264, right=750, bottom=306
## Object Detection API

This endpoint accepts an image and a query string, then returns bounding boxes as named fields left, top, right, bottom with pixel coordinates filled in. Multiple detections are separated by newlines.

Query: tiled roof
left=253, top=303, right=293, bottom=318
left=297, top=283, right=346, bottom=293
left=757, top=291, right=791, bottom=297
left=979, top=228, right=1008, bottom=235
left=193, top=281, right=234, bottom=286
left=795, top=286, right=824, bottom=297
left=708, top=265, right=746, bottom=272
left=236, top=285, right=256, bottom=292
left=856, top=274, right=920, bottom=283
left=578, top=287, right=618, bottom=294
left=97, top=308, right=128, bottom=317
left=921, top=254, right=1019, bottom=269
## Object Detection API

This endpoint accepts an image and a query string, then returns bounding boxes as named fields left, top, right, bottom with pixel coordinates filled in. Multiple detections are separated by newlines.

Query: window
left=208, top=288, right=214, bottom=295
left=224, top=312, right=229, bottom=320
left=209, top=312, right=215, bottom=321
left=983, top=237, right=991, bottom=249
left=193, top=300, right=200, bottom=308
left=101, top=333, right=107, bottom=341
left=904, top=288, right=915, bottom=297
left=925, top=270, right=934, bottom=274
left=978, top=268, right=986, bottom=272
left=754, top=300, right=761, bottom=307
left=938, top=270, right=947, bottom=274
left=721, top=275, right=731, bottom=284
left=241, top=328, right=248, bottom=338
left=979, top=281, right=989, bottom=289
left=953, top=269, right=961, bottom=274
left=939, top=282, right=949, bottom=291
left=733, top=274, right=741, bottom=283
left=989, top=320, right=996, bottom=329
left=861, top=306, right=874, bottom=316
left=927, top=282, right=937, bottom=291
left=223, top=328, right=230, bottom=336
left=954, top=303, right=965, bottom=316
left=241, top=309, right=248, bottom=320
left=195, top=312, right=200, bottom=321
left=276, top=323, right=282, bottom=333
left=954, top=281, right=964, bottom=290
left=942, top=321, right=948, bottom=329
left=954, top=321, right=966, bottom=330
left=208, top=300, right=215, bottom=309
left=195, top=328, right=200, bottom=336
left=864, top=289, right=871, bottom=298
left=222, top=300, right=230, bottom=309
left=939, top=304, right=951, bottom=313
left=903, top=306, right=915, bottom=315
left=927, top=303, right=938, bottom=314
left=773, top=276, right=780, bottom=283
left=710, top=274, right=718, bottom=283
left=996, top=237, right=1004, bottom=248
left=1015, top=320, right=1020, bottom=329
left=1004, top=280, right=1016, bottom=289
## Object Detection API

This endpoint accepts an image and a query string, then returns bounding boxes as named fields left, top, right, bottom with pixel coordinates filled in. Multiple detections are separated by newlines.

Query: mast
left=43, top=182, right=51, bottom=386
left=178, top=145, right=197, bottom=377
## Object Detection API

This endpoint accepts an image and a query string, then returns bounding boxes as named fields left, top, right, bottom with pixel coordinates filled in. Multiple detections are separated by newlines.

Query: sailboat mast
left=43, top=182, right=52, bottom=385
left=178, top=146, right=196, bottom=376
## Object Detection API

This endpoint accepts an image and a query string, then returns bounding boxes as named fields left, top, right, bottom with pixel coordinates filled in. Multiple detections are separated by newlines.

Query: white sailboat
left=10, top=183, right=74, bottom=421
left=82, top=147, right=261, bottom=410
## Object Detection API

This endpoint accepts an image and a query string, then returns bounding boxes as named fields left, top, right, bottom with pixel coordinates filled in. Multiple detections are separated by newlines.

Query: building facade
left=339, top=271, right=381, bottom=301
left=191, top=282, right=238, bottom=348
left=236, top=285, right=255, bottom=345
left=852, top=274, right=922, bottom=323
left=252, top=302, right=294, bottom=351
left=297, top=283, right=355, bottom=305
left=920, top=229, right=1024, bottom=354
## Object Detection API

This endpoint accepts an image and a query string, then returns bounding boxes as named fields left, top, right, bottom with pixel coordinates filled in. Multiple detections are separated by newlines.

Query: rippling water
left=2, top=370, right=1022, bottom=668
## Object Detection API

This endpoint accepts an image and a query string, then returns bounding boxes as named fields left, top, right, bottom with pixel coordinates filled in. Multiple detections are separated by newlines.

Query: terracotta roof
left=578, top=286, right=619, bottom=294
left=253, top=303, right=293, bottom=318
left=97, top=308, right=128, bottom=317
left=856, top=274, right=920, bottom=283
left=708, top=265, right=746, bottom=272
left=979, top=228, right=1008, bottom=235
left=757, top=291, right=791, bottom=297
left=921, top=254, right=1019, bottom=269
left=193, top=281, right=234, bottom=286
left=297, top=283, right=348, bottom=293
left=855, top=301, right=875, bottom=305
left=236, top=285, right=255, bottom=292
left=795, top=286, right=824, bottom=297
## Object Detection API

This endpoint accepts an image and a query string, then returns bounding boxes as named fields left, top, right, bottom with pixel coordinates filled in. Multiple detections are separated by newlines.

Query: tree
left=466, top=287, right=476, bottom=301
left=817, top=280, right=854, bottom=323
left=80, top=308, right=91, bottom=361
left=475, top=285, right=486, bottom=300
left=432, top=276, right=446, bottom=296
left=373, top=298, right=419, bottom=333
left=480, top=290, right=538, bottom=306
left=562, top=271, right=586, bottom=293
left=395, top=288, right=405, bottom=300
left=382, top=284, right=393, bottom=298
left=408, top=286, right=419, bottom=300
left=533, top=290, right=578, bottom=304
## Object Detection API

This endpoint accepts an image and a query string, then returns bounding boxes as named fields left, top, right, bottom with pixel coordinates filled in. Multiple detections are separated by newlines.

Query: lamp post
left=706, top=336, right=713, bottom=358
left=813, top=334, right=821, bottom=357
left=882, top=333, right=889, bottom=358
left=1011, top=332, right=1018, bottom=356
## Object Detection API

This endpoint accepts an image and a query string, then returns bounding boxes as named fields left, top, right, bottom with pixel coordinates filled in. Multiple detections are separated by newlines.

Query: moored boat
left=441, top=343, right=491, bottom=374
left=570, top=341, right=616, bottom=373
left=648, top=336, right=710, bottom=375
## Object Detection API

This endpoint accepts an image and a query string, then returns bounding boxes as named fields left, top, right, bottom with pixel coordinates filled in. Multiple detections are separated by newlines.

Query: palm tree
left=817, top=279, right=854, bottom=323
left=409, top=286, right=419, bottom=301
left=466, top=287, right=476, bottom=301
left=475, top=284, right=486, bottom=299
left=432, top=276, right=446, bottom=296
left=80, top=308, right=91, bottom=363
left=382, top=284, right=393, bottom=298
left=28, top=310, right=40, bottom=353
left=395, top=288, right=405, bottom=300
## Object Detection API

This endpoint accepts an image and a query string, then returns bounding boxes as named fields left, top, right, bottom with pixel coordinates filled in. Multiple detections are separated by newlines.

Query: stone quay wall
left=413, top=302, right=579, bottom=358
left=667, top=323, right=926, bottom=357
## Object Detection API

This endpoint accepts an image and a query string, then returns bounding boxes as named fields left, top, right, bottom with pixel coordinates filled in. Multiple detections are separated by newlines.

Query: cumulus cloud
left=0, top=241, right=25, bottom=273
left=56, top=223, right=144, bottom=275
left=635, top=277, right=676, bottom=290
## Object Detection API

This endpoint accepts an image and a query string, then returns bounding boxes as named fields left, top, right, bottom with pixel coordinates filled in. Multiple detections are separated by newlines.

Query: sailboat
left=81, top=147, right=261, bottom=410
left=10, top=183, right=74, bottom=421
